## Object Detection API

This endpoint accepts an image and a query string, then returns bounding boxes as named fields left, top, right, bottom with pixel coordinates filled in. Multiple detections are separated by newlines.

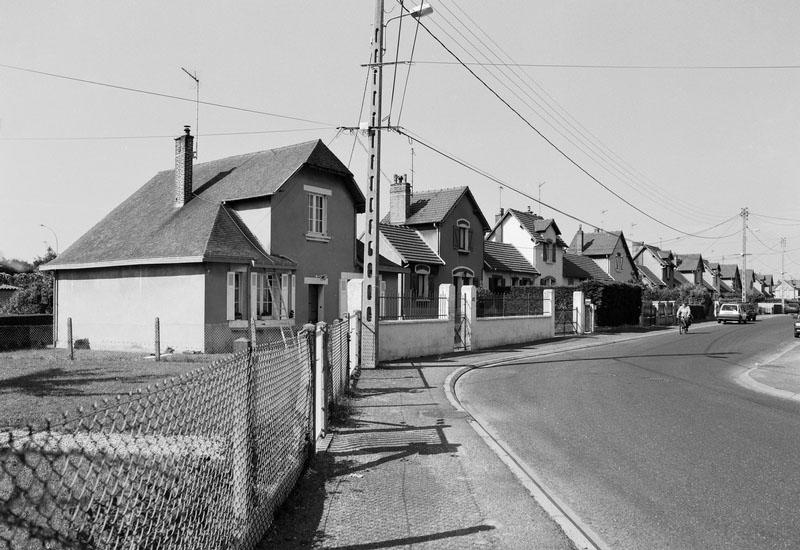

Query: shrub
left=580, top=281, right=642, bottom=326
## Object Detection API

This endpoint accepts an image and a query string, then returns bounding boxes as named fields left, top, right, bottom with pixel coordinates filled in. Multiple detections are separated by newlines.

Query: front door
left=307, top=284, right=324, bottom=324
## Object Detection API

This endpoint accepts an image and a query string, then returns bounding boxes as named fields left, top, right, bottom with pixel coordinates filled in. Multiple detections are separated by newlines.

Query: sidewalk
left=262, top=322, right=800, bottom=549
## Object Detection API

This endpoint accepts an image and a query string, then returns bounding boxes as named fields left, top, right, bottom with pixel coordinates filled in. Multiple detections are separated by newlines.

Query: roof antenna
left=181, top=67, right=199, bottom=159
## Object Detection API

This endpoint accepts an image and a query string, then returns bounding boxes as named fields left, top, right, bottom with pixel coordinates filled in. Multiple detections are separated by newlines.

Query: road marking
left=445, top=365, right=609, bottom=550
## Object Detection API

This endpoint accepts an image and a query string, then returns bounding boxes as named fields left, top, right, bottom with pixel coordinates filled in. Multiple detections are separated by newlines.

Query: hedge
left=579, top=281, right=642, bottom=327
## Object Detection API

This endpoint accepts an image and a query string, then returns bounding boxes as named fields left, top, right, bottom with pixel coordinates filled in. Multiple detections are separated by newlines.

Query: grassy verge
left=0, top=348, right=230, bottom=429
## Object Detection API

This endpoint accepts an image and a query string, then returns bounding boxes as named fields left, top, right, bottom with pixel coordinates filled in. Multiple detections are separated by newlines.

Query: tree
left=0, top=248, right=57, bottom=314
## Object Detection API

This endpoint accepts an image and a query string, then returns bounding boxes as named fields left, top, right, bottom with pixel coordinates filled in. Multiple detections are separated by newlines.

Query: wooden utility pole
left=360, top=0, right=385, bottom=369
left=741, top=207, right=749, bottom=303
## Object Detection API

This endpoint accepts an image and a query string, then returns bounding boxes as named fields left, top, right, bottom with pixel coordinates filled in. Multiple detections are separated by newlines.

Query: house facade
left=383, top=177, right=489, bottom=298
left=43, top=130, right=364, bottom=352
left=569, top=227, right=638, bottom=283
left=774, top=280, right=800, bottom=301
left=482, top=240, right=539, bottom=290
left=719, top=264, right=742, bottom=295
left=562, top=252, right=614, bottom=286
left=632, top=243, right=676, bottom=288
left=487, top=208, right=568, bottom=287
left=674, top=253, right=705, bottom=287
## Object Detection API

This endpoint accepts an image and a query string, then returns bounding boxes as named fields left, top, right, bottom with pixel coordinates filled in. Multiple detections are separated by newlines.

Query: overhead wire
left=387, top=0, right=405, bottom=124
left=431, top=0, right=727, bottom=224
left=0, top=62, right=334, bottom=126
left=396, top=8, right=423, bottom=125
left=401, top=10, right=731, bottom=239
left=0, top=127, right=336, bottom=141
left=407, top=61, right=800, bottom=70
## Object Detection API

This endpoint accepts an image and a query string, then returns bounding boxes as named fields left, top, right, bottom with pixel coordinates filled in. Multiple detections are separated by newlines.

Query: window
left=226, top=272, right=244, bottom=321
left=615, top=253, right=624, bottom=272
left=413, top=265, right=430, bottom=297
left=307, top=192, right=328, bottom=237
left=252, top=273, right=275, bottom=319
left=453, top=219, right=473, bottom=252
left=540, top=276, right=556, bottom=287
left=542, top=241, right=556, bottom=263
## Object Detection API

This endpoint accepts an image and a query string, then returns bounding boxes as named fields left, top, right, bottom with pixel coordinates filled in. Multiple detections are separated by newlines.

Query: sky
left=2, top=1, right=799, bottom=278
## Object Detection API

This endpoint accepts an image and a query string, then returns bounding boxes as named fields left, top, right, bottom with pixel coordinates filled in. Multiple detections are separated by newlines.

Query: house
left=487, top=208, right=569, bottom=286
left=43, top=129, right=365, bottom=352
left=674, top=253, right=705, bottom=287
left=718, top=264, right=742, bottom=295
left=702, top=260, right=722, bottom=295
left=483, top=241, right=539, bottom=290
left=569, top=227, right=639, bottom=283
left=382, top=176, right=490, bottom=298
left=774, top=280, right=800, bottom=301
left=754, top=273, right=774, bottom=297
left=632, top=243, right=676, bottom=288
left=562, top=253, right=614, bottom=286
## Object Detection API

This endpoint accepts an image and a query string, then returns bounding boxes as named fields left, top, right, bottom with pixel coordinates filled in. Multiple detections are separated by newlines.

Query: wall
left=378, top=318, right=453, bottom=361
left=472, top=316, right=554, bottom=349
left=425, top=195, right=485, bottom=288
left=231, top=197, right=271, bottom=252
left=606, top=238, right=638, bottom=283
left=56, top=265, right=205, bottom=351
left=270, top=166, right=358, bottom=325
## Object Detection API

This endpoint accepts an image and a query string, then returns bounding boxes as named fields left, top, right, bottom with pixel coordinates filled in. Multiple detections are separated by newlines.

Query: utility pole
left=741, top=207, right=749, bottom=303
left=360, top=0, right=385, bottom=369
left=781, top=237, right=787, bottom=281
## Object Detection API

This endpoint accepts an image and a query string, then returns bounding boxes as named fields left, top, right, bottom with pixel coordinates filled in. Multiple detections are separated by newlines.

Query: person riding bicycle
left=677, top=301, right=692, bottom=333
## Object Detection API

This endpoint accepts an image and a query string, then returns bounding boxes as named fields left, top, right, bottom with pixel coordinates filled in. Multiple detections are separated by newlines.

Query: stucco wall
left=56, top=265, right=205, bottom=351
left=378, top=318, right=452, bottom=361
left=472, top=315, right=554, bottom=349
left=270, top=166, right=358, bottom=324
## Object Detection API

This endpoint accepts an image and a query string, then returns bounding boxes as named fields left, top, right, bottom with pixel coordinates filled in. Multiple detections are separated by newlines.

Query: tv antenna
left=181, top=67, right=199, bottom=159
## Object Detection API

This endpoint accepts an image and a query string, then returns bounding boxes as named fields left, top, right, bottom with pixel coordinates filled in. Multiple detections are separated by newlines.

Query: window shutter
left=250, top=273, right=258, bottom=319
left=226, top=272, right=236, bottom=321
left=468, top=229, right=474, bottom=251
left=453, top=226, right=459, bottom=249
left=281, top=274, right=289, bottom=318
left=322, top=196, right=328, bottom=235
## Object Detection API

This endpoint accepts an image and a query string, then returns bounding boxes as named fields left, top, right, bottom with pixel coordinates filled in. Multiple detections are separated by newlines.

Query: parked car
left=744, top=303, right=757, bottom=321
left=794, top=314, right=800, bottom=338
left=784, top=301, right=800, bottom=314
left=717, top=303, right=747, bottom=324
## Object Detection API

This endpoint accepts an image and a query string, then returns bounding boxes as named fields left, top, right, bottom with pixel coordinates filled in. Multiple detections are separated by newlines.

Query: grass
left=0, top=347, right=230, bottom=430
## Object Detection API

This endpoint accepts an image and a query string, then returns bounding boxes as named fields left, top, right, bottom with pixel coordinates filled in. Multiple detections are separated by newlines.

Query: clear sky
left=2, top=1, right=799, bottom=278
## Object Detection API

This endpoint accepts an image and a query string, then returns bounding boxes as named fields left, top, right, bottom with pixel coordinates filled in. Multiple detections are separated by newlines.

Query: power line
left=0, top=62, right=333, bottom=126
left=409, top=61, right=800, bottom=70
left=408, top=15, right=729, bottom=238
left=0, top=127, right=337, bottom=142
left=431, top=1, right=726, bottom=224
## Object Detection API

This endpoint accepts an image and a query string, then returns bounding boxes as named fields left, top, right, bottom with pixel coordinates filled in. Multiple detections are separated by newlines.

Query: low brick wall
left=379, top=318, right=452, bottom=361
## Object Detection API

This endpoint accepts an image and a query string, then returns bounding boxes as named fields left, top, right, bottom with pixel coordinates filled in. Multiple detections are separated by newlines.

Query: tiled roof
left=720, top=264, right=739, bottom=279
left=570, top=230, right=619, bottom=256
left=484, top=241, right=539, bottom=275
left=719, top=279, right=734, bottom=293
left=701, top=278, right=716, bottom=292
left=355, top=241, right=405, bottom=272
left=673, top=271, right=692, bottom=286
left=563, top=253, right=614, bottom=283
left=43, top=140, right=353, bottom=270
left=388, top=186, right=490, bottom=230
left=638, top=265, right=666, bottom=287
left=508, top=209, right=563, bottom=240
left=379, top=224, right=444, bottom=266
left=675, top=254, right=703, bottom=272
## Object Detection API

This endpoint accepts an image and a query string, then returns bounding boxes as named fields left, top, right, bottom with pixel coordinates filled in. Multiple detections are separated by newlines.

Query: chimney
left=389, top=174, right=411, bottom=224
left=174, top=126, right=194, bottom=208
left=494, top=208, right=504, bottom=241
left=576, top=225, right=584, bottom=254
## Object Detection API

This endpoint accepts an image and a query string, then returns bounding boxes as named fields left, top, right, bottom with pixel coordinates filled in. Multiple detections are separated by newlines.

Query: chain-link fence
left=1, top=331, right=313, bottom=550
left=326, top=316, right=350, bottom=408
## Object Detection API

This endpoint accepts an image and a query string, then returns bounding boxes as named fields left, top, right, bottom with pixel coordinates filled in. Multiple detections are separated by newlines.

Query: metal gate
left=555, top=306, right=577, bottom=335
left=454, top=295, right=468, bottom=350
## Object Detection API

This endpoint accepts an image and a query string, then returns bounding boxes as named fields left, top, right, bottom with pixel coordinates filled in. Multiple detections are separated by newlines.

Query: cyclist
left=677, top=301, right=692, bottom=334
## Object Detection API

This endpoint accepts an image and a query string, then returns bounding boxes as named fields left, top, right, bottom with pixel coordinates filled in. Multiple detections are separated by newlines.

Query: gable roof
left=378, top=223, right=444, bottom=266
left=633, top=243, right=674, bottom=267
left=484, top=241, right=539, bottom=275
left=563, top=253, right=614, bottom=283
left=43, top=139, right=354, bottom=271
left=386, top=186, right=490, bottom=230
left=719, top=264, right=740, bottom=279
left=638, top=265, right=666, bottom=287
left=675, top=254, right=703, bottom=273
left=673, top=270, right=692, bottom=286
left=570, top=230, right=618, bottom=256
left=489, top=208, right=568, bottom=247
left=718, top=279, right=734, bottom=293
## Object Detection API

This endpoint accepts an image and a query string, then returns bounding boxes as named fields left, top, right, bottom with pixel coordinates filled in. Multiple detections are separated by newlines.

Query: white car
left=717, top=303, right=746, bottom=324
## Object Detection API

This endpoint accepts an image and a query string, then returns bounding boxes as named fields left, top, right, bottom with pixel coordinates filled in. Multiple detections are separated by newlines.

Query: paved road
left=457, top=315, right=800, bottom=549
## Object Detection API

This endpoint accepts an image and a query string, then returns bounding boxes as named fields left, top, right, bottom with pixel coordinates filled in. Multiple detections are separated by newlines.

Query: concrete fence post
left=573, top=291, right=585, bottom=334
left=250, top=315, right=257, bottom=347
left=154, top=317, right=161, bottom=362
left=342, top=313, right=350, bottom=393
left=232, top=339, right=254, bottom=528
left=67, top=317, right=74, bottom=361
left=301, top=323, right=317, bottom=449
left=439, top=283, right=455, bottom=320
left=461, top=285, right=476, bottom=352
left=352, top=310, right=362, bottom=374
left=542, top=289, right=555, bottom=337
left=315, top=322, right=327, bottom=442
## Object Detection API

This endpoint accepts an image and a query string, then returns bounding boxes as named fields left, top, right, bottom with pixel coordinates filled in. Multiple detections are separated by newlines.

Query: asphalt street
left=456, top=315, right=800, bottom=549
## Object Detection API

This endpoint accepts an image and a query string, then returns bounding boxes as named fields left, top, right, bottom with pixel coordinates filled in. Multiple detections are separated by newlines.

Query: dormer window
left=614, top=252, right=623, bottom=272
left=542, top=240, right=556, bottom=263
left=453, top=219, right=473, bottom=253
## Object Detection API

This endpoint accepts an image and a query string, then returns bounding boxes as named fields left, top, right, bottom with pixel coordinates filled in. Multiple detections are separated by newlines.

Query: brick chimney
left=494, top=208, right=504, bottom=241
left=576, top=225, right=584, bottom=254
left=389, top=174, right=411, bottom=224
left=174, top=126, right=194, bottom=208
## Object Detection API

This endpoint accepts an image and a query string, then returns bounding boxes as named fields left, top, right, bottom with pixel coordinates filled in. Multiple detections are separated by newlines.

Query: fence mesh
left=476, top=293, right=544, bottom=317
left=1, top=333, right=313, bottom=550
left=379, top=295, right=448, bottom=320
left=326, top=317, right=350, bottom=407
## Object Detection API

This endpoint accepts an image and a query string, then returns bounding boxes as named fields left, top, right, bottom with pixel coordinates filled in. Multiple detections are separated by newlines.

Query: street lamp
left=386, top=2, right=433, bottom=25
left=39, top=224, right=59, bottom=254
